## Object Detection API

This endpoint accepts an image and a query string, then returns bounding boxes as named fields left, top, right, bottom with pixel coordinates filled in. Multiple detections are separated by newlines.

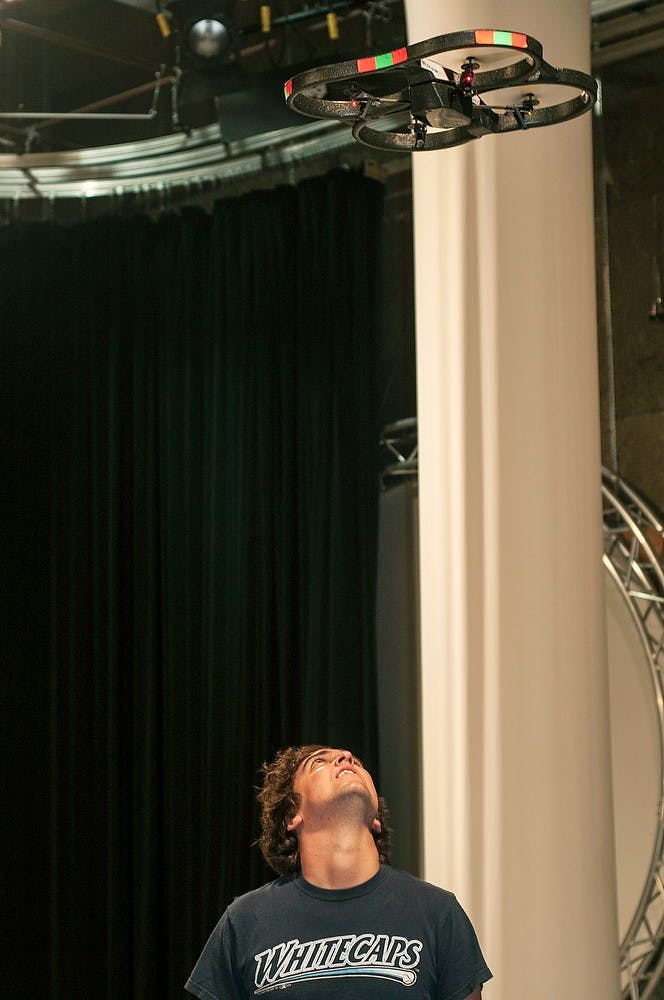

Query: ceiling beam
left=0, top=16, right=156, bottom=71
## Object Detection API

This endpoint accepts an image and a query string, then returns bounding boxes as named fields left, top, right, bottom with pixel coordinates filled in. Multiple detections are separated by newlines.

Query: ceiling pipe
left=11, top=74, right=177, bottom=135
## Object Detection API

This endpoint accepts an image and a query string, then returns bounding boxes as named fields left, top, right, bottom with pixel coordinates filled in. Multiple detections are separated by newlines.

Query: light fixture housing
left=167, top=0, right=237, bottom=71
left=188, top=17, right=231, bottom=59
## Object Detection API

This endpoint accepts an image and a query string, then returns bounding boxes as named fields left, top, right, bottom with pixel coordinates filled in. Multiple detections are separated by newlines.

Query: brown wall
left=595, top=65, right=664, bottom=512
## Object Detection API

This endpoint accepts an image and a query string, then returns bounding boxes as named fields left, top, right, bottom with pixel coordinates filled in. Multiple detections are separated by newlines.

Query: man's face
left=288, top=747, right=380, bottom=832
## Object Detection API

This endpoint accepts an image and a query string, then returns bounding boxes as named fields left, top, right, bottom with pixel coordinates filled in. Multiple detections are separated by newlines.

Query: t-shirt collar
left=293, top=864, right=387, bottom=901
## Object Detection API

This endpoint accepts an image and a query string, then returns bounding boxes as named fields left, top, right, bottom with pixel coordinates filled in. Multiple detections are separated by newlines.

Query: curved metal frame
left=602, top=469, right=664, bottom=1000
left=0, top=117, right=353, bottom=201
left=380, top=423, right=664, bottom=997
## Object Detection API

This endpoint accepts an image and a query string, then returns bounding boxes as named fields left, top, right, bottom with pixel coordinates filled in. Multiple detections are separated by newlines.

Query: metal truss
left=603, top=468, right=664, bottom=1000
left=379, top=417, right=418, bottom=487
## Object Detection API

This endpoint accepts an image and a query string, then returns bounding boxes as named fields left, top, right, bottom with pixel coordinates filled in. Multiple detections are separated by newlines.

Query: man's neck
left=298, top=826, right=380, bottom=890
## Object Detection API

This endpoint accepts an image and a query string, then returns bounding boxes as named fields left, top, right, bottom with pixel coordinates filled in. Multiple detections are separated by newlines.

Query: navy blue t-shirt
left=185, top=866, right=492, bottom=1000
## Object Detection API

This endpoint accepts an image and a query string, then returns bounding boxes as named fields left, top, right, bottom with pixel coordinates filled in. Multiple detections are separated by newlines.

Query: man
left=186, top=745, right=492, bottom=999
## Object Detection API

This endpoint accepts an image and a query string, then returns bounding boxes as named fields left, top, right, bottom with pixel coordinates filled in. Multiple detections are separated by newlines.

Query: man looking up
left=186, top=745, right=492, bottom=999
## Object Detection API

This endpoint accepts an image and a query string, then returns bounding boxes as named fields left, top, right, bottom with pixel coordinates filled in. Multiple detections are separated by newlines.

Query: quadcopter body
left=283, top=29, right=597, bottom=152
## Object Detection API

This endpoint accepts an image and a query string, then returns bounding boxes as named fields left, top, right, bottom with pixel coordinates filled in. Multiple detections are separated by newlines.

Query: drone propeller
left=283, top=29, right=597, bottom=153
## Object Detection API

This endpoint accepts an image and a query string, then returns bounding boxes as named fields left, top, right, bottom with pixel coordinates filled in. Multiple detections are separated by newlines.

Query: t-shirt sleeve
left=436, top=895, right=493, bottom=1000
left=185, top=910, right=245, bottom=1000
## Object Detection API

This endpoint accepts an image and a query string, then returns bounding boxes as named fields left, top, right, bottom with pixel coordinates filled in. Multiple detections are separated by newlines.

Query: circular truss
left=602, top=469, right=664, bottom=1000
left=380, top=420, right=664, bottom=997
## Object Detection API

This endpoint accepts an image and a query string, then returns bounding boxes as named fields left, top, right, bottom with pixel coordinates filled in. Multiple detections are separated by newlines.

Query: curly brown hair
left=257, top=744, right=391, bottom=876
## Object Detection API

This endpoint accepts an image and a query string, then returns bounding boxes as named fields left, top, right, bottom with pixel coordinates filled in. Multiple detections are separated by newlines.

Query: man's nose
left=335, top=750, right=354, bottom=766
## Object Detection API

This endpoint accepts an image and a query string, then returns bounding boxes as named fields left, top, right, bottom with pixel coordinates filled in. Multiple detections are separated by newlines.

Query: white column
left=405, top=1, right=620, bottom=997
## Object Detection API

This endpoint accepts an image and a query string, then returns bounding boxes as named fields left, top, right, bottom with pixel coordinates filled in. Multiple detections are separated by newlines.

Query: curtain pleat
left=2, top=170, right=384, bottom=1000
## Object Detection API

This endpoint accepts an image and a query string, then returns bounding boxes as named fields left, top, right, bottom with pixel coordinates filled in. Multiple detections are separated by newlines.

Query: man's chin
left=334, top=785, right=378, bottom=821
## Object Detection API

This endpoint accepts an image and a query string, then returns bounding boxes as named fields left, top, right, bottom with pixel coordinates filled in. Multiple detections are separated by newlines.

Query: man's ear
left=287, top=813, right=303, bottom=833
left=371, top=817, right=382, bottom=834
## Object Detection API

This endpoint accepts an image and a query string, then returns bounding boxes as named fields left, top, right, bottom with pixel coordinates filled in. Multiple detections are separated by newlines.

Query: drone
left=283, top=29, right=597, bottom=152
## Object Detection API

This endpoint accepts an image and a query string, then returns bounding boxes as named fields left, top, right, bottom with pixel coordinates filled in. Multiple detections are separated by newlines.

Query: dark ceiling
left=0, top=0, right=407, bottom=153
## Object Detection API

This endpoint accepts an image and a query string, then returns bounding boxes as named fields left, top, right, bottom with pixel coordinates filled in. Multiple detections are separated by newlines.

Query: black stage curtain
left=2, top=171, right=384, bottom=1000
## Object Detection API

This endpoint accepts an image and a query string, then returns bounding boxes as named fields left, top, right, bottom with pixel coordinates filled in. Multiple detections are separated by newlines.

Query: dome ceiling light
left=166, top=1, right=238, bottom=71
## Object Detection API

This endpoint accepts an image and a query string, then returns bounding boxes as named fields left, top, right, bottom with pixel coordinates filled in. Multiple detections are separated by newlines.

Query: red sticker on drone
left=357, top=56, right=377, bottom=73
left=474, top=30, right=528, bottom=48
left=390, top=47, right=408, bottom=65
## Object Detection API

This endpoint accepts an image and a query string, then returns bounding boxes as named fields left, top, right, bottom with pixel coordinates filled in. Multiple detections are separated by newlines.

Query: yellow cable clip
left=327, top=12, right=339, bottom=40
left=156, top=11, right=171, bottom=38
